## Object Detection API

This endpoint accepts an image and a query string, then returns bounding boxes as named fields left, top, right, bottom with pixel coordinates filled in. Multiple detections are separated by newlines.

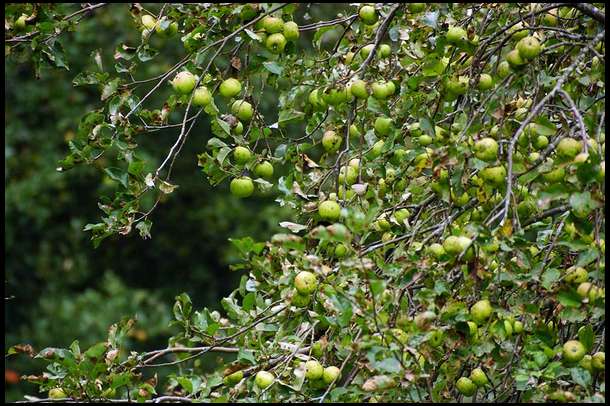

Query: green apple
left=319, top=200, right=341, bottom=221
left=517, top=36, right=541, bottom=59
left=414, top=310, right=436, bottom=330
left=379, top=44, right=391, bottom=58
left=231, top=100, right=253, bottom=121
left=374, top=117, right=393, bottom=136
left=513, top=320, right=524, bottom=334
left=291, top=291, right=311, bottom=307
left=233, top=146, right=251, bottom=164
left=446, top=26, right=467, bottom=44
left=470, top=368, right=489, bottom=387
left=255, top=371, right=275, bottom=388
left=349, top=158, right=360, bottom=169
left=350, top=79, right=369, bottom=99
left=562, top=340, right=586, bottom=363
left=230, top=177, right=254, bottom=198
left=503, top=320, right=514, bottom=336
left=283, top=21, right=299, bottom=41
left=541, top=166, right=565, bottom=183
left=480, top=166, right=506, bottom=186
left=371, top=81, right=390, bottom=99
left=497, top=61, right=512, bottom=78
left=171, top=71, right=197, bottom=94
left=478, top=73, right=494, bottom=90
left=390, top=328, right=409, bottom=345
left=446, top=76, right=469, bottom=96
left=322, top=366, right=341, bottom=385
left=262, top=16, right=284, bottom=33
left=349, top=124, right=361, bottom=138
left=305, top=360, right=324, bottom=380
left=266, top=33, right=287, bottom=54
left=334, top=243, right=348, bottom=257
left=533, top=135, right=549, bottom=150
left=339, top=165, right=358, bottom=185
left=428, top=329, right=444, bottom=347
left=322, top=87, right=349, bottom=106
left=577, top=282, right=599, bottom=301
left=308, top=89, right=327, bottom=111
left=192, top=86, right=212, bottom=107
left=360, top=44, right=375, bottom=59
left=394, top=208, right=410, bottom=224
left=542, top=12, right=558, bottom=26
left=359, top=5, right=378, bottom=25
left=234, top=121, right=244, bottom=135
left=384, top=81, right=396, bottom=96
left=474, top=138, right=499, bottom=161
left=573, top=152, right=589, bottom=163
left=141, top=14, right=156, bottom=30
left=156, top=19, right=178, bottom=37
left=470, top=300, right=493, bottom=323
left=506, top=49, right=525, bottom=68
left=564, top=266, right=588, bottom=284
left=443, top=235, right=472, bottom=256
left=556, top=137, right=582, bottom=159
left=509, top=22, right=528, bottom=41
left=254, top=161, right=274, bottom=179
left=370, top=140, right=385, bottom=158
left=49, top=388, right=67, bottom=399
left=219, top=78, right=242, bottom=98
left=322, top=130, right=342, bottom=153
left=456, top=377, right=476, bottom=396
left=592, top=352, right=605, bottom=370
left=224, top=370, right=244, bottom=386
left=15, top=14, right=28, bottom=31
left=295, top=271, right=318, bottom=294
left=427, top=243, right=446, bottom=259
left=580, top=354, right=593, bottom=371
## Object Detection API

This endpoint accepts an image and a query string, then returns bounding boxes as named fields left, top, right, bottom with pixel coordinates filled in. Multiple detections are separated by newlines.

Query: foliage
left=5, top=2, right=605, bottom=403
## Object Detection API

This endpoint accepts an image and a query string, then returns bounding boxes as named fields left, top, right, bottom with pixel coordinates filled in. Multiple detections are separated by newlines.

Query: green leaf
left=84, top=342, right=107, bottom=359
left=557, top=289, right=582, bottom=308
left=237, top=348, right=256, bottom=365
left=578, top=325, right=594, bottom=351
left=263, top=61, right=283, bottom=75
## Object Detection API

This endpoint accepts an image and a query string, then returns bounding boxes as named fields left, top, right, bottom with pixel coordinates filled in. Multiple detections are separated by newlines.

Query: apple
left=171, top=71, right=197, bottom=94
left=233, top=146, right=251, bottom=165
left=294, top=271, right=318, bottom=294
left=240, top=4, right=258, bottom=21
left=517, top=36, right=541, bottom=59
left=562, top=340, right=586, bottom=363
left=322, top=130, right=342, bottom=153
left=255, top=371, right=275, bottom=388
left=192, top=86, right=212, bottom=107
left=224, top=370, right=244, bottom=386
left=390, top=328, right=409, bottom=345
left=230, top=177, right=254, bottom=198
left=370, top=140, right=385, bottom=158
left=541, top=166, right=565, bottom=183
left=49, top=388, right=67, bottom=399
left=446, top=76, right=469, bottom=96
left=394, top=208, right=410, bottom=224
left=480, top=166, right=506, bottom=186
left=156, top=19, right=178, bottom=37
left=427, top=243, right=446, bottom=259
left=254, top=161, right=274, bottom=179
left=283, top=21, right=299, bottom=41
left=323, top=366, right=341, bottom=385
left=470, top=368, right=489, bottom=387
left=443, top=235, right=472, bottom=256
left=533, top=135, right=549, bottom=150
left=474, top=138, right=499, bottom=161
left=291, top=291, right=311, bottom=307
left=319, top=200, right=341, bottom=221
left=503, top=320, right=514, bottom=336
left=262, top=16, right=284, bottom=33
left=371, top=81, right=390, bottom=99
left=350, top=79, right=369, bottom=99
left=360, top=44, right=375, bottom=59
left=428, top=329, right=444, bottom=347
left=576, top=282, right=599, bottom=301
left=374, top=117, right=393, bottom=136
left=349, top=158, right=360, bottom=169
left=305, top=360, right=324, bottom=380
left=580, top=354, right=593, bottom=371
left=556, top=137, right=582, bottom=159
left=456, top=377, right=476, bottom=396
left=415, top=310, right=436, bottom=330
left=219, top=78, right=242, bottom=98
left=478, top=73, right=494, bottom=90
left=513, top=320, right=524, bottom=334
left=334, top=243, right=348, bottom=257
left=359, top=5, right=378, bottom=25
left=339, top=165, right=358, bottom=185
left=384, top=81, right=396, bottom=96
left=308, top=89, right=327, bottom=111
left=470, top=299, right=492, bottom=323
left=141, top=14, right=156, bottom=30
left=322, top=87, right=349, bottom=106
left=379, top=44, right=391, bottom=58
left=506, top=49, right=525, bottom=68
left=234, top=121, right=244, bottom=135
left=497, top=61, right=512, bottom=78
left=266, top=33, right=287, bottom=54
left=592, top=352, right=605, bottom=370
left=543, top=12, right=558, bottom=26
left=509, top=22, right=528, bottom=41
left=446, top=26, right=467, bottom=44
left=231, top=100, right=253, bottom=121
left=564, top=266, right=588, bottom=284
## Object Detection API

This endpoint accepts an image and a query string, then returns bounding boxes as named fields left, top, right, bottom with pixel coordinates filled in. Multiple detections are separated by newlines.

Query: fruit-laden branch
left=497, top=29, right=605, bottom=227
left=558, top=89, right=589, bottom=154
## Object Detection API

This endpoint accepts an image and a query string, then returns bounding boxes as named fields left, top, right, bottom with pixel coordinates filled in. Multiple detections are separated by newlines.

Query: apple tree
left=6, top=2, right=605, bottom=403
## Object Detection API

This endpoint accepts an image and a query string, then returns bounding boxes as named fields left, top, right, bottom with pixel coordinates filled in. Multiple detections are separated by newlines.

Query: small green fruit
left=456, top=377, right=476, bottom=396
left=443, top=235, right=472, bottom=256
left=254, top=161, right=274, bottom=179
left=230, top=177, right=254, bottom=198
left=359, top=5, right=378, bottom=25
left=171, top=71, right=197, bottom=94
left=49, top=388, right=67, bottom=399
left=513, top=320, right=524, bottom=334
left=219, top=78, right=242, bottom=98
left=305, top=360, right=324, bottom=380
left=446, top=26, right=467, bottom=44
left=322, top=366, right=341, bottom=385
left=470, top=300, right=493, bottom=323
left=350, top=79, right=369, bottom=99
left=470, top=368, right=489, bottom=387
left=592, top=352, right=605, bottom=370
left=374, top=117, right=393, bottom=136
left=497, top=61, right=512, bottom=78
left=255, top=371, right=275, bottom=388
left=562, top=340, right=586, bottom=363
left=233, top=146, right=251, bottom=164
left=427, top=243, right=446, bottom=259
left=517, top=36, right=541, bottom=60
left=295, top=271, right=318, bottom=295
left=322, top=130, right=342, bottom=153
left=564, top=266, right=588, bottom=284
left=141, top=14, right=156, bottom=30
left=283, top=21, right=299, bottom=41
left=474, top=138, right=499, bottom=161
left=580, top=354, right=593, bottom=371
left=506, top=49, right=525, bottom=68
left=480, top=166, right=506, bottom=186
left=224, top=370, right=244, bottom=386
left=319, top=200, right=341, bottom=221
left=266, top=33, right=287, bottom=54
left=478, top=73, right=494, bottom=90
left=291, top=291, right=311, bottom=307
left=556, top=137, right=582, bottom=159
left=231, top=100, right=253, bottom=121
left=192, top=87, right=212, bottom=107
left=262, top=16, right=284, bottom=33
left=379, top=44, right=391, bottom=58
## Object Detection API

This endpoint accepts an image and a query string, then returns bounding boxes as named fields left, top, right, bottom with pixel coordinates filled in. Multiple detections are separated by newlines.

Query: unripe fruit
left=580, top=354, right=593, bottom=371
left=443, top=235, right=472, bottom=256
left=480, top=166, right=506, bottom=186
left=262, top=16, right=284, bottom=33
left=564, top=266, right=588, bottom=284
left=192, top=87, right=212, bottom=106
left=379, top=44, right=391, bottom=58
left=556, top=137, right=582, bottom=159
left=224, top=370, right=244, bottom=386
left=446, top=26, right=467, bottom=44
left=428, top=329, right=444, bottom=347
left=350, top=79, right=369, bottom=99
left=233, top=146, right=251, bottom=164
left=474, top=138, right=499, bottom=161
left=230, top=177, right=254, bottom=198
left=291, top=291, right=311, bottom=307
left=478, top=73, right=494, bottom=90
left=254, top=161, right=274, bottom=179
left=470, top=368, right=489, bottom=387
left=592, top=352, right=605, bottom=370
left=339, top=165, right=358, bottom=185
left=319, top=200, right=341, bottom=221
left=49, top=388, right=67, bottom=399
left=414, top=310, right=436, bottom=330
left=234, top=121, right=244, bottom=135
left=497, top=61, right=511, bottom=78
left=156, top=20, right=178, bottom=37
left=370, top=140, right=385, bottom=158
left=506, top=49, right=525, bottom=68
left=427, top=243, right=446, bottom=259
left=334, top=243, right=348, bottom=257
left=323, top=366, right=341, bottom=385
left=374, top=117, right=393, bottom=136
left=141, top=14, right=156, bottom=30
left=322, top=130, right=342, bottom=153
left=231, top=100, right=253, bottom=121
left=541, top=166, right=565, bottom=183
left=360, top=44, right=375, bottom=59
left=266, top=33, right=287, bottom=54
left=517, top=36, right=541, bottom=60
left=533, top=135, right=549, bottom=150
left=283, top=21, right=299, bottom=41
left=470, top=300, right=493, bottom=323
left=359, top=5, right=378, bottom=25
left=576, top=282, right=599, bottom=301
left=513, top=320, right=524, bottom=334
left=562, top=340, right=586, bottom=363
left=255, top=371, right=275, bottom=388
left=15, top=14, right=28, bottom=31
left=456, top=377, right=476, bottom=396
left=446, top=76, right=469, bottom=96
left=220, top=78, right=242, bottom=98
left=305, top=360, right=324, bottom=380
left=542, top=12, right=558, bottom=26
left=394, top=208, right=410, bottom=224
left=171, top=71, right=197, bottom=94
left=371, top=81, right=389, bottom=99
left=295, top=271, right=318, bottom=294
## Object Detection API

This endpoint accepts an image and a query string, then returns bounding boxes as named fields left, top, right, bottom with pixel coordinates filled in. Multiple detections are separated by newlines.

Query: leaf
left=237, top=348, right=256, bottom=365
left=557, top=289, right=582, bottom=308
left=578, top=325, right=594, bottom=351
left=158, top=180, right=178, bottom=194
left=278, top=110, right=305, bottom=126
left=570, top=367, right=591, bottom=387
left=101, top=78, right=120, bottom=101
left=84, top=342, right=107, bottom=359
left=373, top=357, right=402, bottom=373
left=229, top=236, right=265, bottom=257
left=263, top=61, right=283, bottom=75
left=104, top=167, right=128, bottom=188
left=279, top=222, right=308, bottom=233
left=541, top=268, right=560, bottom=290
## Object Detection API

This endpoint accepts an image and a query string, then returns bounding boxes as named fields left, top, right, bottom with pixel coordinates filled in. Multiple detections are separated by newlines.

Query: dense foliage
left=5, top=2, right=606, bottom=403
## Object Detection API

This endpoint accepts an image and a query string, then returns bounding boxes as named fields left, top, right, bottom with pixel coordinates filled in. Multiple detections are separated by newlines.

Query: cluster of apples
left=253, top=15, right=299, bottom=54
left=141, top=13, right=178, bottom=38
